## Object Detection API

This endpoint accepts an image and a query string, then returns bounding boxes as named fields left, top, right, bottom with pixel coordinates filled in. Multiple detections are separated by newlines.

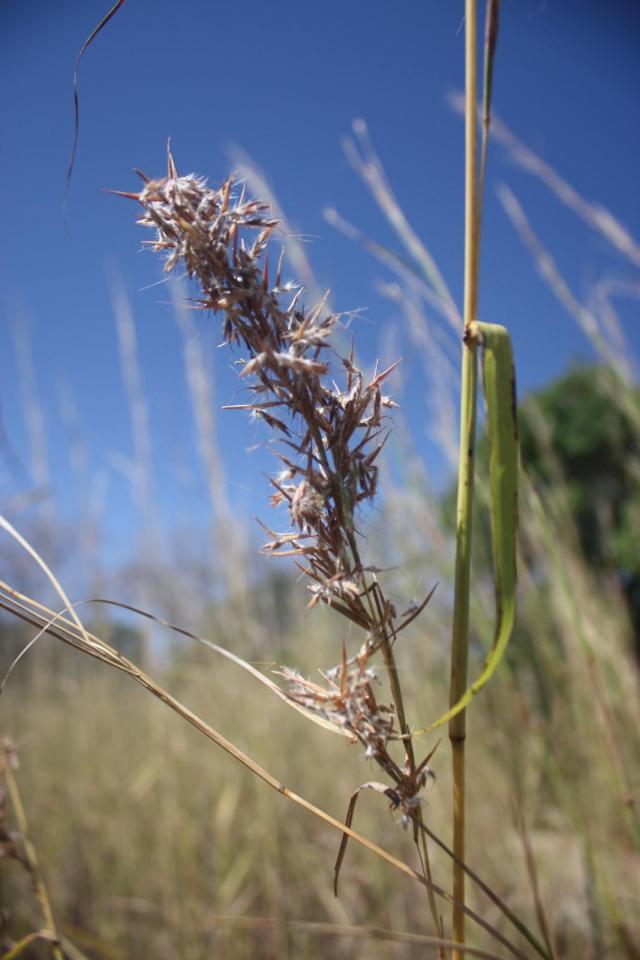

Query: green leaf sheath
left=420, top=323, right=518, bottom=735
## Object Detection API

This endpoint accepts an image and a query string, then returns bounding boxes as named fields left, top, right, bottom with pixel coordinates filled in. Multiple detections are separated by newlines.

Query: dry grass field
left=1, top=3, right=639, bottom=957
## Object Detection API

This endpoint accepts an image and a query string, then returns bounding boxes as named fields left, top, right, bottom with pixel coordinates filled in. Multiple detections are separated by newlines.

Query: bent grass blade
left=417, top=322, right=518, bottom=735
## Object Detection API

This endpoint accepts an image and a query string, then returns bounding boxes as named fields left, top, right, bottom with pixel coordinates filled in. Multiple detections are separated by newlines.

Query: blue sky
left=1, top=0, right=639, bottom=577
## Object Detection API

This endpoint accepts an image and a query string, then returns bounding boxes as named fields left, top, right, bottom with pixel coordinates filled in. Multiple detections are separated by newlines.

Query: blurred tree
left=442, top=363, right=640, bottom=648
left=519, top=365, right=640, bottom=574
left=518, top=365, right=640, bottom=639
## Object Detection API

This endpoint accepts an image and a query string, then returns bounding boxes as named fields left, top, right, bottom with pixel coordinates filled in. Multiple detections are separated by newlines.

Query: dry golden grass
left=1, top=503, right=638, bottom=958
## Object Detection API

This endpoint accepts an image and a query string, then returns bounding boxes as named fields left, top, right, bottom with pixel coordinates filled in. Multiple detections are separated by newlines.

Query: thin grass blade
left=64, top=0, right=127, bottom=226
left=333, top=782, right=396, bottom=897
left=479, top=0, right=501, bottom=204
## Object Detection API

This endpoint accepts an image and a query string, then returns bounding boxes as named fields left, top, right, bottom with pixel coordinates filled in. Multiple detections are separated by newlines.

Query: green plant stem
left=450, top=0, right=480, bottom=952
left=449, top=336, right=478, bottom=953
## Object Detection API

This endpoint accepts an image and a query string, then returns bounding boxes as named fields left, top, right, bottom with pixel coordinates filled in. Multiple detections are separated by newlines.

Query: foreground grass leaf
left=417, top=322, right=517, bottom=734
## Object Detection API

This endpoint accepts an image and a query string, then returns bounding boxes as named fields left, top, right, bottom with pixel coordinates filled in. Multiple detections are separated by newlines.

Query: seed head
left=124, top=153, right=400, bottom=623
left=279, top=650, right=397, bottom=760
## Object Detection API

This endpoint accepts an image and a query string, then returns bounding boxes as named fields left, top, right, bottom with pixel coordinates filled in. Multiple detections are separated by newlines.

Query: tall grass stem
left=450, top=0, right=481, bottom=951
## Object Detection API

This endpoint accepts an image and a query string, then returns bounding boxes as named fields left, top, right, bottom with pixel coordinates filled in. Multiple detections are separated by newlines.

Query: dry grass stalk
left=340, top=120, right=459, bottom=330
left=232, top=148, right=332, bottom=313
left=1, top=737, right=65, bottom=960
left=496, top=185, right=624, bottom=374
left=110, top=273, right=155, bottom=522
left=448, top=89, right=640, bottom=270
left=11, top=311, right=53, bottom=530
left=171, top=280, right=247, bottom=602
